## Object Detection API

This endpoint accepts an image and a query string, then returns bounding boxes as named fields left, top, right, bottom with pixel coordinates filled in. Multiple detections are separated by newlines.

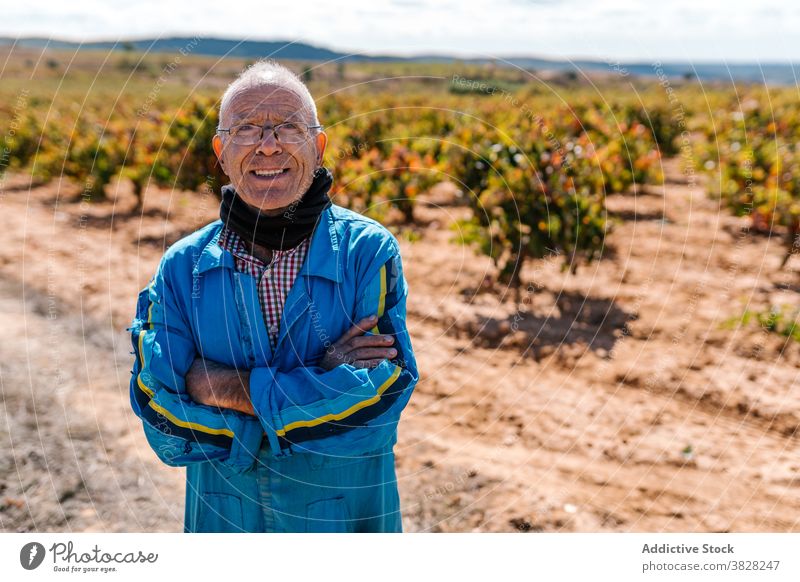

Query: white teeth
left=254, top=169, right=285, bottom=177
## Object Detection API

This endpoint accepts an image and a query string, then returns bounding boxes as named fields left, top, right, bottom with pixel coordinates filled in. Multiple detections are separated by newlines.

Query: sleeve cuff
left=249, top=366, right=292, bottom=458
left=224, top=416, right=264, bottom=473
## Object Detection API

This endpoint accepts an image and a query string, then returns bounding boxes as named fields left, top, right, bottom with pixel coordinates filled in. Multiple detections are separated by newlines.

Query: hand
left=318, top=315, right=396, bottom=370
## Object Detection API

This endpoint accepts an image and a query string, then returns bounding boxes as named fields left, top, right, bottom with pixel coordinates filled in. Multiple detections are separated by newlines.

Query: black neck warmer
left=219, top=167, right=333, bottom=251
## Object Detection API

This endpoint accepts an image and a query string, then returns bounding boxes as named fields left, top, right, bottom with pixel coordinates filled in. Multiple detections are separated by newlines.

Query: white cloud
left=1, top=0, right=797, bottom=61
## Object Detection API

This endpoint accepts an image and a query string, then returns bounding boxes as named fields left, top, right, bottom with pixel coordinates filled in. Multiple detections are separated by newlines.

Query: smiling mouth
left=251, top=168, right=289, bottom=178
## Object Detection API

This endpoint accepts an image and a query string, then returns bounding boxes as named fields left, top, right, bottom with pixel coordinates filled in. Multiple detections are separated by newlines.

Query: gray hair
left=218, top=60, right=319, bottom=129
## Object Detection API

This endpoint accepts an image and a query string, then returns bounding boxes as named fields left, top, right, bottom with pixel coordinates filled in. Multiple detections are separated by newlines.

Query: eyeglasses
left=217, top=121, right=323, bottom=145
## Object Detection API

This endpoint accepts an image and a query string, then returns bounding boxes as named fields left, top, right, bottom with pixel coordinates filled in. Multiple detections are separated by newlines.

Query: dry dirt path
left=0, top=159, right=798, bottom=532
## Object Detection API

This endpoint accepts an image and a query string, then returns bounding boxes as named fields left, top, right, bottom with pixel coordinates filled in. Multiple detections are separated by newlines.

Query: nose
left=255, top=127, right=283, bottom=156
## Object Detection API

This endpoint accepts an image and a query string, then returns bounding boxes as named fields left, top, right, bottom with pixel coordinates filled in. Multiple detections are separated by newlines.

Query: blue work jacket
left=128, top=204, right=418, bottom=532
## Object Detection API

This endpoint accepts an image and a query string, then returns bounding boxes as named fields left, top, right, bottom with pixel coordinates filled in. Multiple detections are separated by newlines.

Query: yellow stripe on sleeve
left=370, top=264, right=387, bottom=334
left=146, top=400, right=235, bottom=438
left=275, top=365, right=402, bottom=436
left=135, top=279, right=235, bottom=440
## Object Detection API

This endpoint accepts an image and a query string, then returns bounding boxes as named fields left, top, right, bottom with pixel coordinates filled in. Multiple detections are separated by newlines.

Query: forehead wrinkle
left=230, top=107, right=307, bottom=125
left=223, top=85, right=313, bottom=127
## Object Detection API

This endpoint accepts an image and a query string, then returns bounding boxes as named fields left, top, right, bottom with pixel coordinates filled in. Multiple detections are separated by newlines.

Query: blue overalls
left=129, top=205, right=418, bottom=532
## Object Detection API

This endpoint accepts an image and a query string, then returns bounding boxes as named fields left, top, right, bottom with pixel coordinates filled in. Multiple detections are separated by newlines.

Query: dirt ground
left=0, top=158, right=798, bottom=532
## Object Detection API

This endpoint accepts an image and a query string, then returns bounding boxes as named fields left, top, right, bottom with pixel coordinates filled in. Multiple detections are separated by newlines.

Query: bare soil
left=1, top=158, right=798, bottom=532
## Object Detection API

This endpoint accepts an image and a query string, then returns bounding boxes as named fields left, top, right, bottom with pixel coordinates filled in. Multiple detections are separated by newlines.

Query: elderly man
left=129, top=61, right=418, bottom=532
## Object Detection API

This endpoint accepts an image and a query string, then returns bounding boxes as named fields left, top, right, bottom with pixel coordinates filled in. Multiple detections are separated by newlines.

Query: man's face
left=212, top=84, right=327, bottom=214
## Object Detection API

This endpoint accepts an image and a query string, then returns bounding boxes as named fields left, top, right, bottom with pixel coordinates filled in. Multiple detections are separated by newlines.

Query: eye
left=279, top=122, right=304, bottom=133
left=232, top=124, right=261, bottom=137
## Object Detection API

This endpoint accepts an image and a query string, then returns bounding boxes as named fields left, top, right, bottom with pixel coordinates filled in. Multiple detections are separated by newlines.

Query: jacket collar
left=194, top=207, right=342, bottom=282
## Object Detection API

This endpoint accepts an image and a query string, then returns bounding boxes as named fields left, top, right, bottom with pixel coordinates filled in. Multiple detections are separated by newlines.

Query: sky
left=2, top=0, right=799, bottom=63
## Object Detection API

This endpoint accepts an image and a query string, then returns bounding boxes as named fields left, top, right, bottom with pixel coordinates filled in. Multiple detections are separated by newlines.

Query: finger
left=335, top=315, right=378, bottom=344
left=351, top=358, right=387, bottom=369
left=322, top=346, right=350, bottom=364
left=346, top=334, right=395, bottom=349
left=347, top=347, right=397, bottom=361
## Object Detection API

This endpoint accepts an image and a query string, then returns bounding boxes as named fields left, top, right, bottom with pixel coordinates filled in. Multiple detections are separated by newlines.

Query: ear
left=314, top=131, right=328, bottom=166
left=212, top=134, right=224, bottom=164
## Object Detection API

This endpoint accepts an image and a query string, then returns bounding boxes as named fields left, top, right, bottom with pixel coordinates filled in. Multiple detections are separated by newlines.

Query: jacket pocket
left=305, top=497, right=353, bottom=533
left=196, top=493, right=244, bottom=533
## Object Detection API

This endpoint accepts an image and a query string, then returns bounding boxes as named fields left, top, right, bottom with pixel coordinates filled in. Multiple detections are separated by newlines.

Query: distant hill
left=0, top=35, right=796, bottom=85
left=0, top=36, right=387, bottom=62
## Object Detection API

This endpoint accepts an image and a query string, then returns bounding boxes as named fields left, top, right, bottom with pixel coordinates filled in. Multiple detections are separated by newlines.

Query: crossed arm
left=185, top=314, right=398, bottom=415
left=130, top=244, right=418, bottom=468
